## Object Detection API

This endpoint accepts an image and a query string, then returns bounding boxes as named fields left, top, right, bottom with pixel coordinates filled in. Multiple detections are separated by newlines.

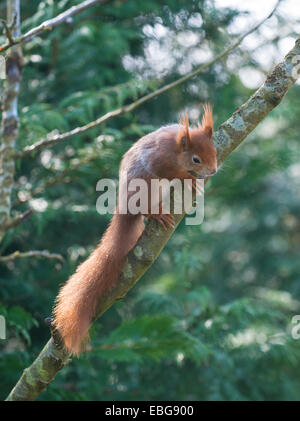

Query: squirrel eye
left=192, top=156, right=201, bottom=164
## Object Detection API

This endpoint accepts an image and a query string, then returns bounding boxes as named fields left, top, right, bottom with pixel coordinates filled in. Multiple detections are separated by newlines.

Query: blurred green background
left=1, top=0, right=300, bottom=401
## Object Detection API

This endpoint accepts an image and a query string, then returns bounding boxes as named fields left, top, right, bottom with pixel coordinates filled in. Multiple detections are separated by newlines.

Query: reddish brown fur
left=53, top=212, right=144, bottom=355
left=53, top=104, right=217, bottom=355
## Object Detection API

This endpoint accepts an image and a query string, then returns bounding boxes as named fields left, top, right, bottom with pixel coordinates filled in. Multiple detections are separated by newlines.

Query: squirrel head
left=176, top=104, right=217, bottom=179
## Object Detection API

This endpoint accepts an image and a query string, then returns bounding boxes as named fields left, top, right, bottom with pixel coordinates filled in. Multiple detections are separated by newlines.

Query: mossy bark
left=5, top=36, right=300, bottom=401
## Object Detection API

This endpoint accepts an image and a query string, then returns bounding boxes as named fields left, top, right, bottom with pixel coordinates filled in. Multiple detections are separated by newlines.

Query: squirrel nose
left=210, top=168, right=217, bottom=175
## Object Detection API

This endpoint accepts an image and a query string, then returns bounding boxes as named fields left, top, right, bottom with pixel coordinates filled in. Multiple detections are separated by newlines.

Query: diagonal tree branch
left=0, top=0, right=109, bottom=52
left=17, top=0, right=281, bottom=158
left=5, top=34, right=300, bottom=401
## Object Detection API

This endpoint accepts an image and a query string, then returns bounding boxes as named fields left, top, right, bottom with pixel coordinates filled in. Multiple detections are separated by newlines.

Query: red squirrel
left=53, top=104, right=217, bottom=355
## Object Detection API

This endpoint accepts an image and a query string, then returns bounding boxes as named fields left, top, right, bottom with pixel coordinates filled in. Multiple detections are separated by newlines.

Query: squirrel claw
left=147, top=213, right=175, bottom=230
left=186, top=178, right=203, bottom=196
left=192, top=179, right=203, bottom=196
left=157, top=213, right=175, bottom=230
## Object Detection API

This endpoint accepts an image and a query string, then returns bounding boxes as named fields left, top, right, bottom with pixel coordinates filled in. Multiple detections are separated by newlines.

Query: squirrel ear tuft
left=177, top=109, right=191, bottom=151
left=199, top=103, right=213, bottom=138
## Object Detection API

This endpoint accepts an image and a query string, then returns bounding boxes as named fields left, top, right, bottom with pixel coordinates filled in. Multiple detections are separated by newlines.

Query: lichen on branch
left=5, top=35, right=300, bottom=401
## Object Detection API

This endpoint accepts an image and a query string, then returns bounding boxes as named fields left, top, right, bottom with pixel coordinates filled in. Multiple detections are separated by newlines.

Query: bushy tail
left=53, top=212, right=143, bottom=355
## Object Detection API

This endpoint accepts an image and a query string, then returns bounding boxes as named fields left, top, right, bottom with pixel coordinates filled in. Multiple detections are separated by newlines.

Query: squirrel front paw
left=146, top=213, right=175, bottom=229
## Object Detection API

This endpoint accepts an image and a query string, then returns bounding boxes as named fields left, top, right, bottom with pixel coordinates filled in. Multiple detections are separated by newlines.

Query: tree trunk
left=0, top=0, right=22, bottom=242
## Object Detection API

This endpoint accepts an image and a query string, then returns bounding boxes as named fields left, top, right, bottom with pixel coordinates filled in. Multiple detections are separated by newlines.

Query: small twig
left=3, top=209, right=34, bottom=230
left=17, top=0, right=282, bottom=158
left=0, top=18, right=14, bottom=45
left=0, top=250, right=65, bottom=264
left=0, top=0, right=109, bottom=52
